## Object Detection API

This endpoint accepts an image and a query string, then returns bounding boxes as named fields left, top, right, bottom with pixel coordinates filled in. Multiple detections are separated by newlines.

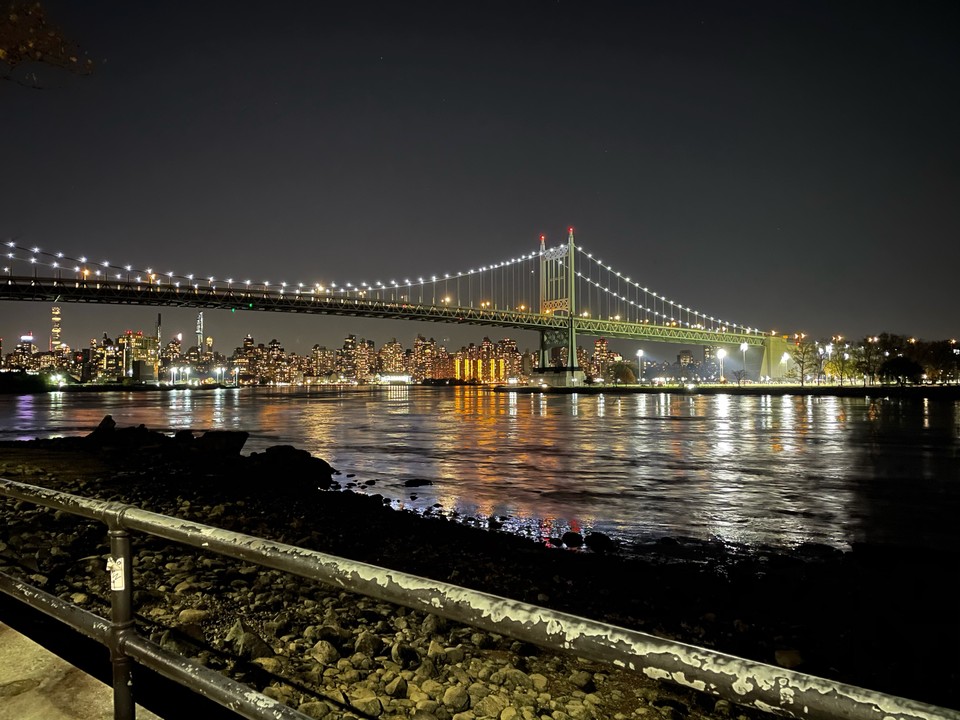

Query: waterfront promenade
left=0, top=623, right=161, bottom=720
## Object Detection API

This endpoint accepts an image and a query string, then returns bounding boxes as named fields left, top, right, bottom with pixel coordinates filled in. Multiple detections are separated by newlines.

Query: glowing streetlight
left=739, top=342, right=749, bottom=379
left=717, top=348, right=727, bottom=382
left=781, top=351, right=790, bottom=381
left=636, top=349, right=644, bottom=383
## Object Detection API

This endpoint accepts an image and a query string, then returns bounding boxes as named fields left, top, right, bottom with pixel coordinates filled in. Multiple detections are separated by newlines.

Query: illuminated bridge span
left=0, top=230, right=789, bottom=382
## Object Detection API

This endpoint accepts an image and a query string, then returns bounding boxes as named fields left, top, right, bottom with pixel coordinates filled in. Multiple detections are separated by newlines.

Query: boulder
left=194, top=430, right=249, bottom=455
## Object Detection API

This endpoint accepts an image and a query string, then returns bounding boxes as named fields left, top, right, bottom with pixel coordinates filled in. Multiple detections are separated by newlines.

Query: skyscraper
left=50, top=306, right=62, bottom=351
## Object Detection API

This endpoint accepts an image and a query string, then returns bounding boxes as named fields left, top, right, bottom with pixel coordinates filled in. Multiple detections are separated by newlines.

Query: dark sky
left=3, top=1, right=958, bottom=356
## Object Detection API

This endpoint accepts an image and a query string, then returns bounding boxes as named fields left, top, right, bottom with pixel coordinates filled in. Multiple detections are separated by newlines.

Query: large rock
left=245, top=445, right=338, bottom=490
left=194, top=430, right=249, bottom=455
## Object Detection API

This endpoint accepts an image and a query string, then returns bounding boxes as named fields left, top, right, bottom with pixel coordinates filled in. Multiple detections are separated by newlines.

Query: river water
left=2, top=386, right=958, bottom=555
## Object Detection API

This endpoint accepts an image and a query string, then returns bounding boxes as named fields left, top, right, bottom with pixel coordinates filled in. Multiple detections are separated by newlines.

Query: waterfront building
left=591, top=338, right=613, bottom=378
left=355, top=338, right=375, bottom=382
left=377, top=338, right=406, bottom=375
left=92, top=334, right=122, bottom=382
left=339, top=334, right=360, bottom=381
left=160, top=335, right=183, bottom=366
left=117, top=330, right=160, bottom=382
left=412, top=335, right=438, bottom=382
left=497, top=338, right=522, bottom=380
left=311, top=345, right=336, bottom=377
left=6, top=334, right=37, bottom=370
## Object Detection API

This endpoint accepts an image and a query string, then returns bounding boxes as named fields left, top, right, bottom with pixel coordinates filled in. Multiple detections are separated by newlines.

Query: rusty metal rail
left=1, top=477, right=956, bottom=720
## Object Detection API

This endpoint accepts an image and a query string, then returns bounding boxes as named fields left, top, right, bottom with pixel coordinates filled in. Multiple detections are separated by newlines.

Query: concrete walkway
left=0, top=623, right=162, bottom=720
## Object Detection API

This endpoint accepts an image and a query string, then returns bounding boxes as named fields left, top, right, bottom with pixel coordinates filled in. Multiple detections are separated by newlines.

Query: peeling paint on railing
left=2, top=477, right=957, bottom=720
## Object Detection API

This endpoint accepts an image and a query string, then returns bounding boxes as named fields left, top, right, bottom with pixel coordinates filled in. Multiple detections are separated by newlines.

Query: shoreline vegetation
left=0, top=417, right=957, bottom=716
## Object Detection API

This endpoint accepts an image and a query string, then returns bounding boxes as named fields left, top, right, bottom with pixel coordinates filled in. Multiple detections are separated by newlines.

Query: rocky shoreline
left=0, top=418, right=957, bottom=718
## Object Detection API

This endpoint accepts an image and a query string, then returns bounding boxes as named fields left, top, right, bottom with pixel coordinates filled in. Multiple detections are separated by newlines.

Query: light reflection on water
left=1, top=386, right=957, bottom=553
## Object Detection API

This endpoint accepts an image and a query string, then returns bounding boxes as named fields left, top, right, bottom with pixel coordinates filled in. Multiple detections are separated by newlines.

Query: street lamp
left=716, top=348, right=726, bottom=382
left=739, top=342, right=748, bottom=379
left=636, top=349, right=644, bottom=383
left=781, top=351, right=790, bottom=382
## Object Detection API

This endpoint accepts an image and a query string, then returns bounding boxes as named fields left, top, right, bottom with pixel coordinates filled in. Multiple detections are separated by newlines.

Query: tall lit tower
left=50, top=306, right=62, bottom=351
left=195, top=312, right=204, bottom=355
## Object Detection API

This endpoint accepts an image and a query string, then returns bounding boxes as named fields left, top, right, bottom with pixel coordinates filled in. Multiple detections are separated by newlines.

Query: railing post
left=107, top=521, right=136, bottom=720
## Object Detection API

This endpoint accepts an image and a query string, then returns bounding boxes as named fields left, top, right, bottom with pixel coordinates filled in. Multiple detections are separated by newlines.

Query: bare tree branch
left=1, top=1, right=93, bottom=87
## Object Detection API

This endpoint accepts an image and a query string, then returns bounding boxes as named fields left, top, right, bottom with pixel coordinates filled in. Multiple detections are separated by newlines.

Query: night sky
left=3, top=1, right=958, bottom=357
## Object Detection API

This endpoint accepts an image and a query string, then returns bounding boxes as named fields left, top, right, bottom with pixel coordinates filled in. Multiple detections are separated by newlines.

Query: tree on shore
left=607, top=361, right=636, bottom=385
left=811, top=342, right=829, bottom=385
left=790, top=339, right=817, bottom=387
left=828, top=346, right=854, bottom=387
left=914, top=339, right=957, bottom=384
left=880, top=356, right=923, bottom=387
left=855, top=337, right=884, bottom=386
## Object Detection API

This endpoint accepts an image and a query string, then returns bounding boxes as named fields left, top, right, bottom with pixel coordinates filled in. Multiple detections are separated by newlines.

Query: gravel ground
left=0, top=419, right=956, bottom=718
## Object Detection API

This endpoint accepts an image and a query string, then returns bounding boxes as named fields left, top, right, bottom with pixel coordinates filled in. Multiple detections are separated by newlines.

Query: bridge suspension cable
left=2, top=237, right=765, bottom=338
left=572, top=245, right=757, bottom=335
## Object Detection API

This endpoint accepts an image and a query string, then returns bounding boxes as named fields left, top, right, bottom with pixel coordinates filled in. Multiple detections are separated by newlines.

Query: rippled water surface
left=2, top=386, right=958, bottom=553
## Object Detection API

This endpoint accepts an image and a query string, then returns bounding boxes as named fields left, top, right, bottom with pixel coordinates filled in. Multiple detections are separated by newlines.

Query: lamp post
left=781, top=351, right=790, bottom=382
left=636, top=349, right=644, bottom=384
left=739, top=342, right=748, bottom=380
left=716, top=348, right=726, bottom=382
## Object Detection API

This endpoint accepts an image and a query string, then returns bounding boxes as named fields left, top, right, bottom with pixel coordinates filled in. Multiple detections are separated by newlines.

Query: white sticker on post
left=107, top=557, right=125, bottom=591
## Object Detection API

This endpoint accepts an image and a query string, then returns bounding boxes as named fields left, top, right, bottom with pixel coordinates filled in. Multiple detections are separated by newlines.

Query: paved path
left=0, top=623, right=162, bottom=720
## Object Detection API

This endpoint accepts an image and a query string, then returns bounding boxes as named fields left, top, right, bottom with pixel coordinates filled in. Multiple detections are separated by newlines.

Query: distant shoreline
left=496, top=383, right=960, bottom=399
left=2, top=374, right=959, bottom=400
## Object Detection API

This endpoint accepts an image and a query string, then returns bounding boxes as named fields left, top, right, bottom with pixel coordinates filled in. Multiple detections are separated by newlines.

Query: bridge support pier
left=529, top=367, right=586, bottom=388
left=762, top=335, right=792, bottom=380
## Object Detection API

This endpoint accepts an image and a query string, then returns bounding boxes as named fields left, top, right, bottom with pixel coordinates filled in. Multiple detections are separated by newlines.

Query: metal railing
left=0, top=477, right=955, bottom=720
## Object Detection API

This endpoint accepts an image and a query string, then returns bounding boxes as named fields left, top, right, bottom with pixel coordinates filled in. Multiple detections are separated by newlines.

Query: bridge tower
left=535, top=228, right=584, bottom=386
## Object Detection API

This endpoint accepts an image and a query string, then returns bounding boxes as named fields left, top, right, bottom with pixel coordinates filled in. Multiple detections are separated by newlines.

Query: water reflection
left=0, top=387, right=956, bottom=554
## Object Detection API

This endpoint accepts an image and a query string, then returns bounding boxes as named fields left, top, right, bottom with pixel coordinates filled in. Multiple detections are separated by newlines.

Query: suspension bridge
left=0, top=230, right=790, bottom=384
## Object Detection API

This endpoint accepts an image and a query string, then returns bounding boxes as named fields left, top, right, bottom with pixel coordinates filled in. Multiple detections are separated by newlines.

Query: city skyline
left=3, top=2, right=958, bottom=345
